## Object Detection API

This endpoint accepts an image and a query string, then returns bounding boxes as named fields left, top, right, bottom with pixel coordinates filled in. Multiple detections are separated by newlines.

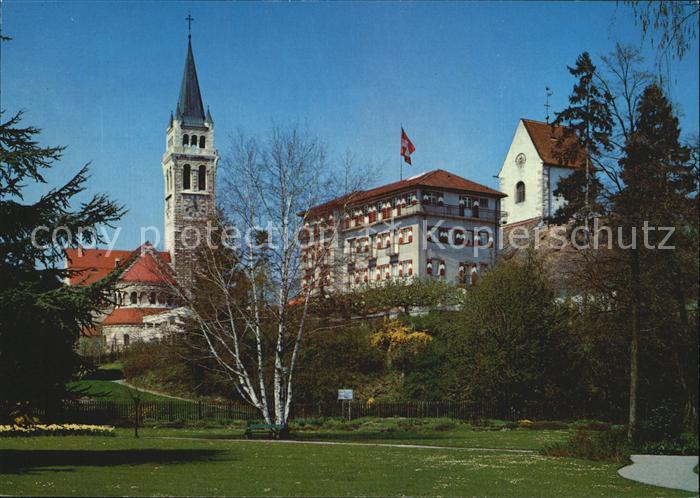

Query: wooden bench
left=245, top=423, right=288, bottom=439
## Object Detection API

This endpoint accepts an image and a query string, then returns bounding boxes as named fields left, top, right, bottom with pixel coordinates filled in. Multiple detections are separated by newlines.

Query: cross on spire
left=186, top=12, right=194, bottom=39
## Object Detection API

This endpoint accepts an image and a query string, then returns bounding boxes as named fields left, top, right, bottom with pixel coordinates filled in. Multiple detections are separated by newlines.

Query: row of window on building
left=165, top=164, right=208, bottom=193
left=181, top=134, right=206, bottom=149
left=114, top=290, right=175, bottom=307
left=300, top=258, right=489, bottom=289
left=346, top=227, right=414, bottom=255
left=341, top=192, right=492, bottom=230
left=427, top=226, right=493, bottom=247
left=427, top=259, right=489, bottom=285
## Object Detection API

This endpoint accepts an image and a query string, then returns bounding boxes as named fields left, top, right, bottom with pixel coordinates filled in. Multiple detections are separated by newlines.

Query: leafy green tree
left=442, top=258, right=577, bottom=416
left=294, top=322, right=385, bottom=404
left=0, top=112, right=124, bottom=421
left=347, top=278, right=464, bottom=316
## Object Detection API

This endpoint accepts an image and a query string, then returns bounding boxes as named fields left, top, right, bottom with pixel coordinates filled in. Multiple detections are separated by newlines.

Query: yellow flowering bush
left=371, top=319, right=432, bottom=370
left=0, top=424, right=115, bottom=437
left=370, top=319, right=432, bottom=352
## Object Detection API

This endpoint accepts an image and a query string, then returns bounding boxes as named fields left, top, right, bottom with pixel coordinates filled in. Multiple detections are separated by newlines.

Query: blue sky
left=2, top=1, right=698, bottom=250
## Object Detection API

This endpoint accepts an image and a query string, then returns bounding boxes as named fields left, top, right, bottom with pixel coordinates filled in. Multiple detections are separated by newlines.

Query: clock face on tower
left=183, top=194, right=208, bottom=218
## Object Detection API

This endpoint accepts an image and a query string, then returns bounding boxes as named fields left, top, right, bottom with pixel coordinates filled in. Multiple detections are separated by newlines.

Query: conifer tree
left=552, top=52, right=614, bottom=226
left=612, top=84, right=697, bottom=439
left=0, top=112, right=124, bottom=420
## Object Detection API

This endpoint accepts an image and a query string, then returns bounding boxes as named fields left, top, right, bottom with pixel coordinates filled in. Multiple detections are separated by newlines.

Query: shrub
left=542, top=426, right=629, bottom=462
left=637, top=403, right=685, bottom=443
left=635, top=432, right=699, bottom=456
left=571, top=420, right=611, bottom=431
left=519, top=420, right=569, bottom=430
left=0, top=424, right=115, bottom=437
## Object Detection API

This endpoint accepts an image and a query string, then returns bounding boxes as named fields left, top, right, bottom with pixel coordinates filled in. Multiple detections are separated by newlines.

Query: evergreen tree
left=552, top=52, right=614, bottom=226
left=612, top=84, right=697, bottom=439
left=0, top=112, right=124, bottom=421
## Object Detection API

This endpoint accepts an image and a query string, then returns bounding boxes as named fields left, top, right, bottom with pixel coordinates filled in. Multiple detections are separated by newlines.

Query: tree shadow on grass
left=0, top=449, right=225, bottom=475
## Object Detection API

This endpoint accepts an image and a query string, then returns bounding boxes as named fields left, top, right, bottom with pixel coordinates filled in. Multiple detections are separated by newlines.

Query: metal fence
left=38, top=399, right=527, bottom=426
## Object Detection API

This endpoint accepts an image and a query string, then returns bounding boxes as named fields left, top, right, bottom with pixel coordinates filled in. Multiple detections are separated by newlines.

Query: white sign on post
left=338, top=389, right=353, bottom=400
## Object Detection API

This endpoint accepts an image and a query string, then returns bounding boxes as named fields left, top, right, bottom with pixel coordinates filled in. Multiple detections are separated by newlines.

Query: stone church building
left=65, top=34, right=217, bottom=351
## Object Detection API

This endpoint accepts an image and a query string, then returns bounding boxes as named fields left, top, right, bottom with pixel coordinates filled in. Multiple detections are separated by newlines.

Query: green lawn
left=0, top=433, right=692, bottom=497
left=141, top=422, right=569, bottom=451
left=98, top=360, right=124, bottom=371
left=66, top=379, right=171, bottom=402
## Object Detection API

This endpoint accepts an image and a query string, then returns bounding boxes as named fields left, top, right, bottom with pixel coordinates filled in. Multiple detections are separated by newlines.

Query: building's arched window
left=198, top=165, right=206, bottom=191
left=472, top=201, right=480, bottom=218
left=190, top=135, right=198, bottom=146
left=182, top=134, right=189, bottom=146
left=515, top=182, right=526, bottom=203
left=130, top=292, right=138, bottom=305
left=199, top=135, right=206, bottom=148
left=183, top=164, right=191, bottom=190
left=149, top=292, right=156, bottom=305
left=123, top=334, right=130, bottom=347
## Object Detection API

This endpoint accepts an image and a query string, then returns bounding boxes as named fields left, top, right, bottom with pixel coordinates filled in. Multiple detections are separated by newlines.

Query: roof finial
left=544, top=86, right=553, bottom=124
left=186, top=12, right=194, bottom=40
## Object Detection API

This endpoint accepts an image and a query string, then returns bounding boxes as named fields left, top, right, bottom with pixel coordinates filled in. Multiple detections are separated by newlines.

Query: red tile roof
left=121, top=252, right=176, bottom=284
left=81, top=326, right=101, bottom=338
left=521, top=119, right=586, bottom=169
left=65, top=246, right=171, bottom=286
left=102, top=307, right=171, bottom=326
left=307, top=169, right=505, bottom=217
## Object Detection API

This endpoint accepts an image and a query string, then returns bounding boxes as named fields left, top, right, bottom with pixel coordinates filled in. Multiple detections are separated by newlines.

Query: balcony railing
left=342, top=202, right=503, bottom=231
left=421, top=203, right=501, bottom=222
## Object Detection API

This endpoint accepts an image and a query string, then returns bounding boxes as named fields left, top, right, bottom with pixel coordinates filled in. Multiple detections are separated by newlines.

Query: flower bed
left=0, top=424, right=115, bottom=437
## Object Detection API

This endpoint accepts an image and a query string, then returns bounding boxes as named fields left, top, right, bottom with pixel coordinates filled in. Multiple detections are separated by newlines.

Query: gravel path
left=112, top=379, right=193, bottom=401
left=148, top=435, right=534, bottom=453
left=618, top=454, right=699, bottom=493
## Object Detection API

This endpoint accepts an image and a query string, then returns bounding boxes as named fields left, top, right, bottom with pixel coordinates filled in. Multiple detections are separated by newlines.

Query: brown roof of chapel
left=521, top=119, right=586, bottom=169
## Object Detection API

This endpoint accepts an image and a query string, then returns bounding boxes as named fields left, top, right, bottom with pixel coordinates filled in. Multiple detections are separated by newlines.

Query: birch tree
left=172, top=125, right=368, bottom=430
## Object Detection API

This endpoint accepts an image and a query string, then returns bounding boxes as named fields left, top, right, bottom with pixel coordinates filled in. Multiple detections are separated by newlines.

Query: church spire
left=176, top=37, right=205, bottom=126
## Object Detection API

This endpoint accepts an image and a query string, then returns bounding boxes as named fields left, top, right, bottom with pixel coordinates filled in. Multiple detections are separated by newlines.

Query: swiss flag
left=400, top=128, right=415, bottom=165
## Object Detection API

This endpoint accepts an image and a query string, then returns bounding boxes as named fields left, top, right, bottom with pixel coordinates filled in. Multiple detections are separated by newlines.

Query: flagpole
left=400, top=124, right=403, bottom=181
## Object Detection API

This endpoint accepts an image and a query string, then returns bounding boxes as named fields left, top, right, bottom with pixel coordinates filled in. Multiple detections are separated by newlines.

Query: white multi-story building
left=301, top=169, right=506, bottom=291
left=498, top=119, right=585, bottom=226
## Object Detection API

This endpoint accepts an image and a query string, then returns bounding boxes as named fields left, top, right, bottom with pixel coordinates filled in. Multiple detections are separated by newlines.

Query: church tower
left=162, top=33, right=218, bottom=286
